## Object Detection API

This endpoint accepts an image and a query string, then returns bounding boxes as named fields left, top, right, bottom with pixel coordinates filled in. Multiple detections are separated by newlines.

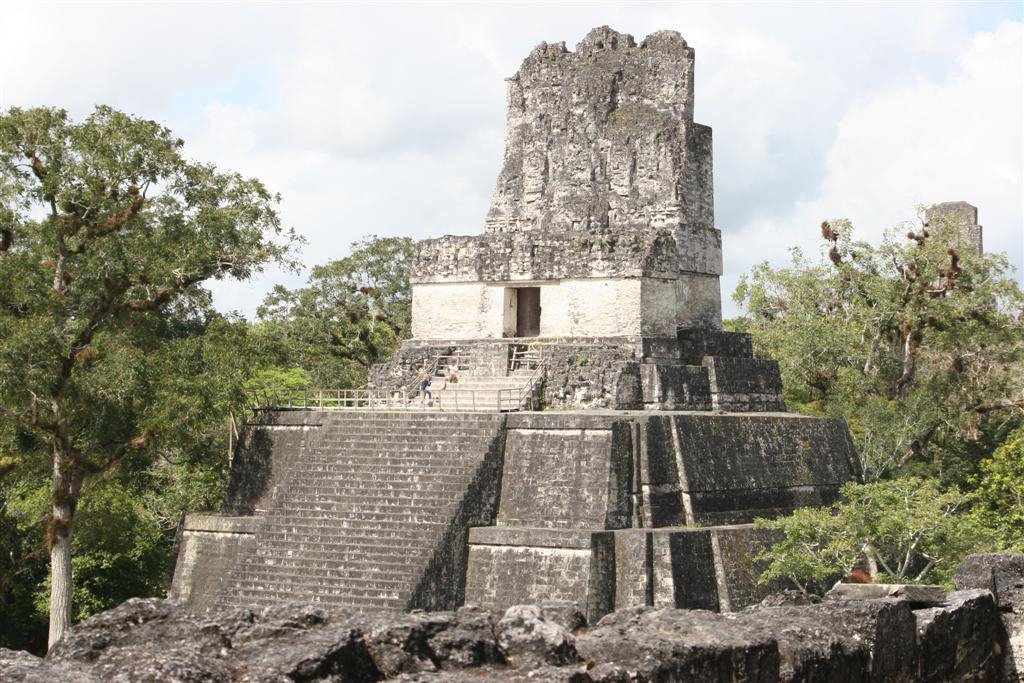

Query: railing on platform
left=247, top=386, right=530, bottom=413
left=245, top=344, right=547, bottom=415
left=510, top=343, right=544, bottom=371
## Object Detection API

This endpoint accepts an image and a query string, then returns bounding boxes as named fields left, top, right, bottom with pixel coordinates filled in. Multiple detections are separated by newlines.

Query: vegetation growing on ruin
left=736, top=213, right=1024, bottom=587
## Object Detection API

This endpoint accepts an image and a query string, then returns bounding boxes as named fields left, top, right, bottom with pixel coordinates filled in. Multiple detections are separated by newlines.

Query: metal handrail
left=515, top=360, right=545, bottom=410
left=247, top=386, right=527, bottom=413
left=510, top=343, right=544, bottom=371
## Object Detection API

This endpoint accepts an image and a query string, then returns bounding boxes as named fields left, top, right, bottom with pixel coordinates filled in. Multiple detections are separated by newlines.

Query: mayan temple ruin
left=169, top=26, right=863, bottom=621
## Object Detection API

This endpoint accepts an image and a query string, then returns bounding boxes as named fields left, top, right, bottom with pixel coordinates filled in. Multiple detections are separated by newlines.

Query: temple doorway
left=514, top=287, right=541, bottom=337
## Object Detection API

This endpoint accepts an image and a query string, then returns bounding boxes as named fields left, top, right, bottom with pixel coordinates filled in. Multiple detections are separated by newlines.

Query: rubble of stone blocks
left=955, top=553, right=1024, bottom=681
left=7, top=553, right=1022, bottom=682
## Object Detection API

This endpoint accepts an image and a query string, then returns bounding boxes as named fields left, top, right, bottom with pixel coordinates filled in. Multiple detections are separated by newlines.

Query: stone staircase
left=428, top=373, right=536, bottom=411
left=215, top=411, right=506, bottom=612
left=421, top=352, right=540, bottom=411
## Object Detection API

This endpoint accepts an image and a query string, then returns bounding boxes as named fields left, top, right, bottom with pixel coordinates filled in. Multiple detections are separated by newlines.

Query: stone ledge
left=827, top=582, right=947, bottom=605
left=470, top=527, right=611, bottom=549
left=182, top=514, right=261, bottom=534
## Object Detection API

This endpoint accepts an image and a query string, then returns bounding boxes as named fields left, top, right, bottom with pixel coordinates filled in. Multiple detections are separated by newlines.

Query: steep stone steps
left=241, top=553, right=435, bottom=574
left=284, top=470, right=480, bottom=484
left=257, top=526, right=445, bottom=545
left=255, top=535, right=443, bottom=555
left=277, top=495, right=476, bottom=510
left=319, top=412, right=501, bottom=423
left=227, top=584, right=409, bottom=609
left=288, top=464, right=482, bottom=477
left=215, top=411, right=505, bottom=612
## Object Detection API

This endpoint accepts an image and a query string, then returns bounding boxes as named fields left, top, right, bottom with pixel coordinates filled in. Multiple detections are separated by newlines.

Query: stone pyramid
left=170, top=27, right=861, bottom=620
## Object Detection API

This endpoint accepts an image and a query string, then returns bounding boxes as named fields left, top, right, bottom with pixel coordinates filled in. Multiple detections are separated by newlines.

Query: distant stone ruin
left=925, top=200, right=984, bottom=253
left=170, top=27, right=862, bottom=621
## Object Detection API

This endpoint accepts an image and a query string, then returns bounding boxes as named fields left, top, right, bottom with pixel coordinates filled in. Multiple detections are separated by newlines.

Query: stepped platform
left=170, top=411, right=507, bottom=612
left=170, top=405, right=859, bottom=619
left=169, top=28, right=863, bottom=623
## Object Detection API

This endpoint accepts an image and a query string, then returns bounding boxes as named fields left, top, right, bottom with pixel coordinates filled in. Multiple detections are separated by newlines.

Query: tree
left=1, top=306, right=270, bottom=654
left=255, top=236, right=413, bottom=387
left=752, top=506, right=858, bottom=592
left=972, top=426, right=1024, bottom=551
left=0, top=106, right=297, bottom=647
left=756, top=478, right=993, bottom=590
left=733, top=212, right=1024, bottom=482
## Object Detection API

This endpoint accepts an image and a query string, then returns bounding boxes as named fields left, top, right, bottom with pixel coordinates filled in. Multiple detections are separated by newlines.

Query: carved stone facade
left=411, top=26, right=722, bottom=339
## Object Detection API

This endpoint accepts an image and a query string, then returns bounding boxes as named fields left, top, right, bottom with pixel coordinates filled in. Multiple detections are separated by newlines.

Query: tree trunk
left=47, top=516, right=72, bottom=649
left=47, top=448, right=80, bottom=650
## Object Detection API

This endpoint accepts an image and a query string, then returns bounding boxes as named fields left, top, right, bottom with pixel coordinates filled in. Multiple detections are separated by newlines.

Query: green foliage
left=972, top=426, right=1024, bottom=551
left=65, top=478, right=167, bottom=620
left=0, top=105, right=299, bottom=648
left=757, top=478, right=994, bottom=590
left=255, top=236, right=414, bottom=387
left=732, top=213, right=1024, bottom=483
left=754, top=506, right=858, bottom=592
left=245, top=367, right=314, bottom=394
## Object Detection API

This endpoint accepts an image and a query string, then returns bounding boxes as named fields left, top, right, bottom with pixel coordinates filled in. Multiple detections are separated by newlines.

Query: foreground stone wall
left=955, top=553, right=1024, bottom=680
left=9, top=556, right=1020, bottom=682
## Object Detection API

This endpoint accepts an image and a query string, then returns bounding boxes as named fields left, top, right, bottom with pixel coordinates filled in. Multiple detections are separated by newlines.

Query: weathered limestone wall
left=465, top=528, right=616, bottom=624
left=223, top=410, right=323, bottom=514
left=463, top=411, right=861, bottom=618
left=495, top=420, right=634, bottom=529
left=671, top=414, right=861, bottom=523
left=539, top=279, right=644, bottom=337
left=410, top=229, right=692, bottom=283
left=167, top=515, right=258, bottom=607
left=411, top=277, right=718, bottom=340
left=702, top=357, right=786, bottom=412
left=407, top=26, right=726, bottom=340
left=375, top=330, right=786, bottom=412
left=926, top=200, right=984, bottom=252
left=675, top=272, right=723, bottom=329
left=613, top=526, right=779, bottom=612
left=538, top=342, right=642, bottom=409
left=486, top=27, right=712, bottom=239
left=411, top=283, right=505, bottom=339
left=412, top=278, right=694, bottom=340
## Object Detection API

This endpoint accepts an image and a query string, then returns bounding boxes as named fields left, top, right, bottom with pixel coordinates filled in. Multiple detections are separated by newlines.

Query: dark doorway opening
left=516, top=287, right=541, bottom=337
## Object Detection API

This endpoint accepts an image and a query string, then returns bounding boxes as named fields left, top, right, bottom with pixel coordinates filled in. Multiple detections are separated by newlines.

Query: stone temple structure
left=170, top=27, right=862, bottom=621
left=925, top=200, right=984, bottom=253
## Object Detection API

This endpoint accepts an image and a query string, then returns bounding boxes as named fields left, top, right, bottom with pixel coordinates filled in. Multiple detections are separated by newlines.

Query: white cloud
left=1, top=2, right=1020, bottom=321
left=721, top=19, right=1023, bottom=313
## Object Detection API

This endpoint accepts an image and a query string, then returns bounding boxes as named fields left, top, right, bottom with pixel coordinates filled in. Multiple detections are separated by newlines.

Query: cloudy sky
left=2, top=1, right=1021, bottom=318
